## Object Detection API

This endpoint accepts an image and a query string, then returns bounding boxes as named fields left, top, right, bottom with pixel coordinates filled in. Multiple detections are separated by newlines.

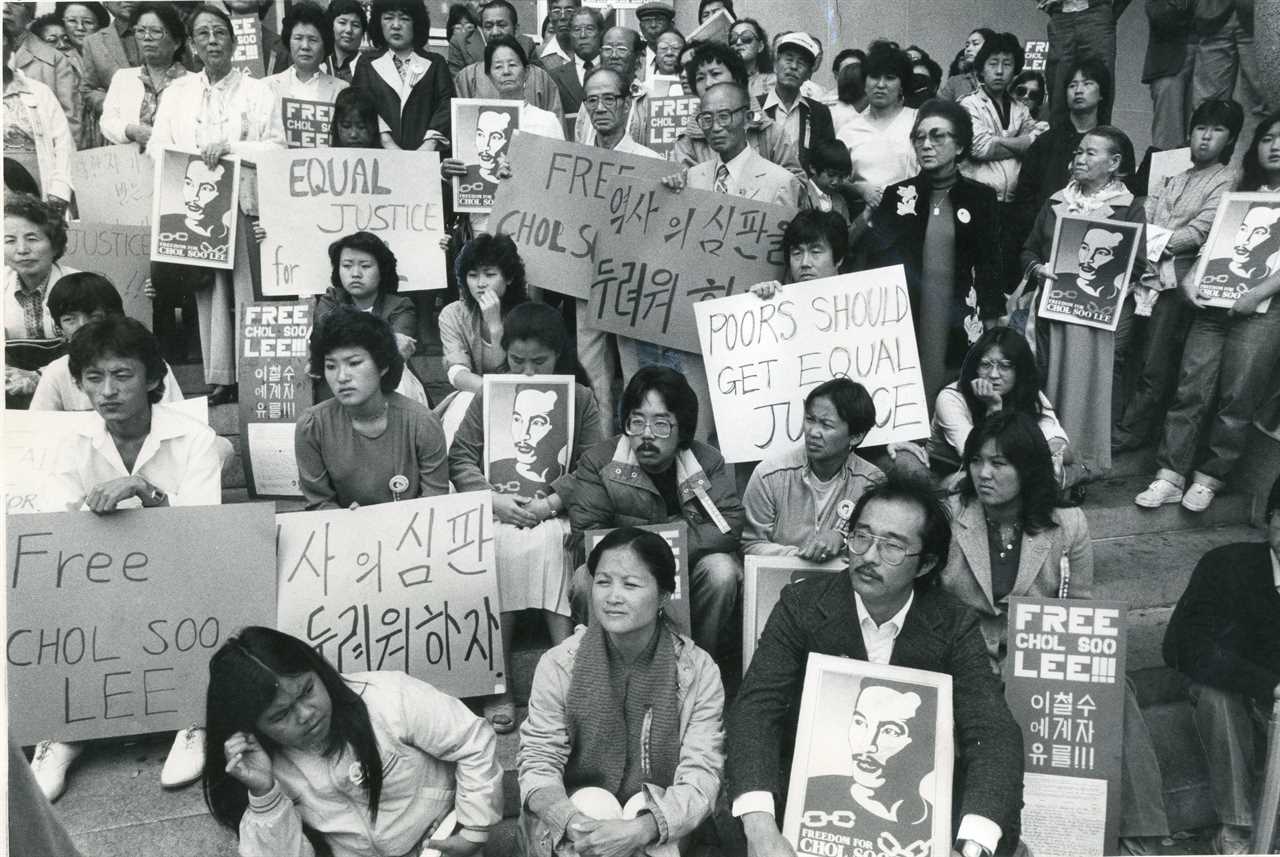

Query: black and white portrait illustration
left=150, top=148, right=238, bottom=269
left=1037, top=214, right=1142, bottom=331
left=452, top=99, right=523, bottom=214
left=483, top=374, right=575, bottom=499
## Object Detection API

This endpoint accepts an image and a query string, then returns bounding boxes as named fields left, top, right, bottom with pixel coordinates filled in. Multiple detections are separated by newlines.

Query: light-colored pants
left=575, top=298, right=618, bottom=429
left=1149, top=45, right=1195, bottom=151
left=1188, top=683, right=1270, bottom=828
left=1192, top=11, right=1265, bottom=115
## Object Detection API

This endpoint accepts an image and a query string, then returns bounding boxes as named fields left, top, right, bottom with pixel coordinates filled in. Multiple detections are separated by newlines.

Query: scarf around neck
left=1056, top=179, right=1131, bottom=216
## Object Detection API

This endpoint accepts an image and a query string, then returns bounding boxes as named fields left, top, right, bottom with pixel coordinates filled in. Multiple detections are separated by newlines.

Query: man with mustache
left=1200, top=204, right=1280, bottom=287
left=155, top=156, right=233, bottom=262
left=488, top=384, right=567, bottom=498
left=1068, top=225, right=1126, bottom=300
left=472, top=108, right=513, bottom=185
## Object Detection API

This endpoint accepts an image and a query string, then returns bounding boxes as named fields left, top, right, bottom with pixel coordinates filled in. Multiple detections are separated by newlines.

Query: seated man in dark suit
left=725, top=474, right=1025, bottom=857
left=1163, top=474, right=1280, bottom=856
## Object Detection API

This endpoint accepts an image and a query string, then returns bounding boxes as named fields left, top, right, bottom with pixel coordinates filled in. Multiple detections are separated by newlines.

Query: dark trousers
left=1113, top=290, right=1193, bottom=450
left=1046, top=6, right=1116, bottom=128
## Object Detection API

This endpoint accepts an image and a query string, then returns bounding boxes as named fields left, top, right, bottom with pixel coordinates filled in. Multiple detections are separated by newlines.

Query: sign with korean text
left=70, top=144, right=153, bottom=226
left=257, top=148, right=447, bottom=295
left=63, top=221, right=153, bottom=330
left=6, top=505, right=277, bottom=745
left=239, top=301, right=313, bottom=498
left=586, top=522, right=691, bottom=635
left=694, top=267, right=928, bottom=463
left=230, top=14, right=265, bottom=77
left=275, top=492, right=505, bottom=699
left=1191, top=192, right=1279, bottom=314
left=283, top=98, right=336, bottom=148
left=488, top=132, right=674, bottom=299
left=1005, top=597, right=1129, bottom=857
left=646, top=95, right=699, bottom=157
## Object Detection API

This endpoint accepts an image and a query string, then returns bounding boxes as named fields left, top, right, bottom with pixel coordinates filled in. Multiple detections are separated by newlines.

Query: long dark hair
left=500, top=301, right=590, bottom=387
left=202, top=627, right=384, bottom=834
left=960, top=410, right=1061, bottom=534
left=1240, top=111, right=1280, bottom=192
left=329, top=87, right=384, bottom=148
left=958, top=327, right=1044, bottom=429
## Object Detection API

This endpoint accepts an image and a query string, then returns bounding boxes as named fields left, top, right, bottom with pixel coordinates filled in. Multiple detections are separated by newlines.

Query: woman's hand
left=476, top=288, right=503, bottom=337
left=126, top=123, right=152, bottom=146
left=492, top=493, right=540, bottom=528
left=567, top=816, right=657, bottom=857
left=750, top=280, right=782, bottom=300
left=83, top=475, right=149, bottom=513
left=223, top=731, right=275, bottom=796
left=969, top=377, right=1003, bottom=410
left=661, top=169, right=689, bottom=192
left=1230, top=286, right=1267, bottom=317
left=143, top=277, right=157, bottom=300
left=440, top=157, right=468, bottom=179
left=523, top=497, right=555, bottom=523
left=853, top=180, right=883, bottom=208
left=1179, top=275, right=1211, bottom=309
left=199, top=140, right=231, bottom=169
left=1032, top=263, right=1057, bottom=285
left=251, top=221, right=267, bottom=243
left=422, top=834, right=482, bottom=857
left=393, top=332, right=417, bottom=361
left=796, top=530, right=844, bottom=563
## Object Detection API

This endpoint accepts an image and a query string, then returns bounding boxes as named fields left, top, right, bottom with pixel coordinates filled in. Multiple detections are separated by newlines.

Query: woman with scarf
left=518, top=527, right=724, bottom=857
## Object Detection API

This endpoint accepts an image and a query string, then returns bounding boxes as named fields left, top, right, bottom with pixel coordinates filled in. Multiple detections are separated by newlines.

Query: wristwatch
left=140, top=483, right=167, bottom=506
left=959, top=840, right=992, bottom=857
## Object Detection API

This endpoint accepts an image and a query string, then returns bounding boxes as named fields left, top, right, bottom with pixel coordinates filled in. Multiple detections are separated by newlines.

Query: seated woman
left=295, top=307, right=448, bottom=510
left=940, top=411, right=1171, bottom=852
left=742, top=377, right=884, bottom=561
left=448, top=301, right=606, bottom=733
left=204, top=626, right=503, bottom=857
left=518, top=527, right=725, bottom=857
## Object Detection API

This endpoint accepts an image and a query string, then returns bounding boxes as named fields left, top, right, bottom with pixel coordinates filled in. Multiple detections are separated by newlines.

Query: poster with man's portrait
left=451, top=98, right=523, bottom=214
left=150, top=148, right=240, bottom=270
left=1036, top=214, right=1142, bottom=331
left=783, top=654, right=955, bottom=857
left=1192, top=192, right=1280, bottom=314
left=482, top=374, right=575, bottom=500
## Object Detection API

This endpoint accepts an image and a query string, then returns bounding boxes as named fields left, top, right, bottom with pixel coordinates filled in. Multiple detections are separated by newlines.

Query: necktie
left=714, top=163, right=729, bottom=194
left=393, top=53, right=410, bottom=83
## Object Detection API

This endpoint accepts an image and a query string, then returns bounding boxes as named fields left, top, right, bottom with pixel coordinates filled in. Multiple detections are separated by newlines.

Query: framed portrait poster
left=1036, top=214, right=1142, bottom=331
left=1191, top=192, right=1280, bottom=313
left=742, top=556, right=842, bottom=671
left=482, top=374, right=576, bottom=499
left=150, top=147, right=240, bottom=270
left=451, top=98, right=524, bottom=214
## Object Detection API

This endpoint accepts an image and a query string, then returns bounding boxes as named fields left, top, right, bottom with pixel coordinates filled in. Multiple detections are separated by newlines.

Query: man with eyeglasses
left=725, top=475, right=1025, bottom=857
left=559, top=366, right=745, bottom=664
left=548, top=6, right=604, bottom=137
left=538, top=0, right=581, bottom=72
left=573, top=26, right=651, bottom=147
left=761, top=32, right=835, bottom=175
left=635, top=1, right=675, bottom=75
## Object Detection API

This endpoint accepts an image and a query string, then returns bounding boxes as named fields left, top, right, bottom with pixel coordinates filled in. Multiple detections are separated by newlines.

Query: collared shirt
left=715, top=144, right=756, bottom=189
left=574, top=53, right=596, bottom=85
left=854, top=590, right=914, bottom=665
left=609, top=133, right=662, bottom=159
left=4, top=263, right=73, bottom=340
left=541, top=37, right=572, bottom=64
left=266, top=66, right=348, bottom=103
left=762, top=87, right=801, bottom=150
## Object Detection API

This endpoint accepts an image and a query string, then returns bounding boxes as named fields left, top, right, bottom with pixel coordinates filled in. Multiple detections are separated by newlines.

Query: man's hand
left=568, top=816, right=657, bottom=857
left=422, top=834, right=482, bottom=857
left=440, top=157, right=468, bottom=178
left=742, top=813, right=796, bottom=857
left=661, top=169, right=689, bottom=192
left=1032, top=263, right=1057, bottom=285
left=796, top=530, right=844, bottom=562
left=84, top=476, right=150, bottom=513
left=750, top=280, right=783, bottom=300
left=1180, top=275, right=1211, bottom=308
left=1229, top=286, right=1267, bottom=317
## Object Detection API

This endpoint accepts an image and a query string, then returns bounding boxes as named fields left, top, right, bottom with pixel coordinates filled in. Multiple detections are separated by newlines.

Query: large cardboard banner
left=70, top=144, right=153, bottom=226
left=230, top=14, right=265, bottom=77
left=646, top=95, right=699, bottom=157
left=586, top=522, right=692, bottom=636
left=150, top=148, right=240, bottom=270
left=451, top=98, right=523, bottom=213
left=694, top=267, right=929, bottom=463
left=742, top=556, right=840, bottom=671
left=1005, top=597, right=1128, bottom=857
left=482, top=374, right=575, bottom=498
left=784, top=653, right=955, bottom=857
left=6, top=505, right=277, bottom=745
left=283, top=98, right=336, bottom=148
left=488, top=132, right=675, bottom=298
left=275, top=492, right=506, bottom=699
left=258, top=148, right=447, bottom=295
left=1192, top=192, right=1280, bottom=313
left=239, top=301, right=313, bottom=498
left=63, top=221, right=154, bottom=329
left=1037, top=214, right=1143, bottom=331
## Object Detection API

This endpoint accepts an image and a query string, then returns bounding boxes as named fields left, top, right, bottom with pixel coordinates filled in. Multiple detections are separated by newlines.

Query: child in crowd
left=805, top=138, right=857, bottom=224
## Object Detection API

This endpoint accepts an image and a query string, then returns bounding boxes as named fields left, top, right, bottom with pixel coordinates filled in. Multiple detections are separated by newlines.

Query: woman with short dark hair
left=838, top=43, right=919, bottom=210
left=266, top=1, right=348, bottom=123
left=325, top=0, right=367, bottom=82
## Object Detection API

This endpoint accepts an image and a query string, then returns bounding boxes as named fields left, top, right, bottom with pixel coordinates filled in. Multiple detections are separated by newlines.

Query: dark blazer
left=726, top=573, right=1025, bottom=850
left=549, top=59, right=585, bottom=137
left=1144, top=0, right=1194, bottom=82
left=351, top=49, right=454, bottom=150
left=761, top=95, right=835, bottom=175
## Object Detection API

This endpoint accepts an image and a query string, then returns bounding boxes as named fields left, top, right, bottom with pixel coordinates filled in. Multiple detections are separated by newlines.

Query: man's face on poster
left=847, top=684, right=921, bottom=792
left=511, top=388, right=558, bottom=467
left=476, top=110, right=512, bottom=166
left=1231, top=206, right=1280, bottom=264
left=183, top=160, right=226, bottom=223
left=1076, top=227, right=1123, bottom=284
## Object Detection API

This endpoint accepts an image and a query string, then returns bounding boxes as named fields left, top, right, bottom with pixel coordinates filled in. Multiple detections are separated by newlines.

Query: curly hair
left=68, top=315, right=168, bottom=404
left=456, top=234, right=528, bottom=315
left=684, top=39, right=748, bottom=93
left=4, top=192, right=69, bottom=261
left=369, top=0, right=431, bottom=50
left=309, top=306, right=404, bottom=393
left=328, top=231, right=400, bottom=295
left=960, top=410, right=1062, bottom=535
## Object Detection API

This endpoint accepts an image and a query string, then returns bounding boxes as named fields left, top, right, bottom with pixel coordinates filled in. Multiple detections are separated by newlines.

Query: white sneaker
left=1181, top=483, right=1217, bottom=512
left=160, top=726, right=206, bottom=788
left=30, top=740, right=83, bottom=802
left=1134, top=478, right=1182, bottom=508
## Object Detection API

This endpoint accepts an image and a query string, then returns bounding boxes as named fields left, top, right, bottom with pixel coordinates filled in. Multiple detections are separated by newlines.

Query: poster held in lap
left=482, top=374, right=575, bottom=498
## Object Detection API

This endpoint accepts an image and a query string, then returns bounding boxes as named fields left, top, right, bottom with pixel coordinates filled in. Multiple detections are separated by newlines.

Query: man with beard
left=156, top=156, right=233, bottom=264
left=1200, top=204, right=1280, bottom=294
left=1065, top=225, right=1127, bottom=300
left=488, top=384, right=567, bottom=498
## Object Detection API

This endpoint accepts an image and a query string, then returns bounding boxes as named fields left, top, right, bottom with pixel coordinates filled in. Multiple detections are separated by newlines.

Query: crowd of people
left=4, top=1, right=1280, bottom=857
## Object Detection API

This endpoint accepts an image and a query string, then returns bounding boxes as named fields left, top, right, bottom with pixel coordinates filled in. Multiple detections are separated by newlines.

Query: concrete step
left=1143, top=701, right=1219, bottom=835
left=1092, top=524, right=1262, bottom=610
left=1082, top=474, right=1253, bottom=540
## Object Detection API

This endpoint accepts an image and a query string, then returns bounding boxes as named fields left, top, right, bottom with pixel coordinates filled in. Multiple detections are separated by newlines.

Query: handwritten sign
left=62, top=221, right=154, bottom=330
left=283, top=98, right=336, bottom=148
left=230, top=14, right=265, bottom=77
left=488, top=132, right=674, bottom=299
left=694, top=267, right=928, bottom=462
left=1005, top=597, right=1128, bottom=857
left=742, top=556, right=840, bottom=670
left=1192, top=192, right=1280, bottom=313
left=586, top=522, right=691, bottom=635
left=275, top=492, right=505, bottom=699
left=239, top=301, right=313, bottom=498
left=1024, top=40, right=1049, bottom=72
left=70, top=144, right=153, bottom=226
left=258, top=148, right=447, bottom=295
left=6, top=505, right=277, bottom=745
left=646, top=95, right=699, bottom=157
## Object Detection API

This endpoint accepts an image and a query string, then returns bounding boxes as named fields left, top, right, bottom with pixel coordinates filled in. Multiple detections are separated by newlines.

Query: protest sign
left=694, top=267, right=929, bottom=463
left=150, top=148, right=240, bottom=270
left=452, top=98, right=523, bottom=213
left=275, top=492, right=506, bottom=699
left=239, top=301, right=313, bottom=498
left=1191, top=192, right=1280, bottom=313
left=646, top=95, right=699, bottom=157
left=1024, top=40, right=1049, bottom=71
left=283, top=98, right=336, bottom=148
left=6, top=505, right=276, bottom=745
left=70, top=144, right=153, bottom=226
left=63, top=221, right=153, bottom=329
left=1005, top=597, right=1129, bottom=857
left=1148, top=147, right=1192, bottom=194
left=1037, top=214, right=1142, bottom=331
left=586, top=178, right=794, bottom=351
left=742, top=556, right=840, bottom=671
left=586, top=522, right=692, bottom=636
left=482, top=374, right=575, bottom=498
left=784, top=653, right=954, bottom=857
left=688, top=8, right=733, bottom=43
left=230, top=14, right=265, bottom=77
left=488, top=132, right=675, bottom=299
left=258, top=147, right=447, bottom=295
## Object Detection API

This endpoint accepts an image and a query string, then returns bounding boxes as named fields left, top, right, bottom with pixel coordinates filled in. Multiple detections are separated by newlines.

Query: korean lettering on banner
left=587, top=179, right=795, bottom=352
left=1024, top=40, right=1050, bottom=72
left=283, top=98, right=336, bottom=149
left=488, top=132, right=676, bottom=299
left=239, top=301, right=313, bottom=498
left=586, top=523, right=691, bottom=636
left=257, top=148, right=447, bottom=295
left=230, top=14, right=265, bottom=77
left=1005, top=597, right=1129, bottom=857
left=6, top=505, right=277, bottom=745
left=646, top=95, right=700, bottom=157
left=694, top=266, right=928, bottom=463
left=275, top=492, right=506, bottom=699
left=63, top=222, right=153, bottom=330
left=70, top=144, right=153, bottom=226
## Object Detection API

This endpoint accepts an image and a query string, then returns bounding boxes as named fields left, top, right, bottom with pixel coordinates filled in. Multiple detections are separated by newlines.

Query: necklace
left=987, top=519, right=1020, bottom=559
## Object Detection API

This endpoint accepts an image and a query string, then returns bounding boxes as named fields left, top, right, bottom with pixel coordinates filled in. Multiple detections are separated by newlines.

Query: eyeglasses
left=845, top=530, right=922, bottom=567
left=695, top=106, right=747, bottom=130
left=977, top=358, right=1015, bottom=374
left=192, top=26, right=231, bottom=42
left=1013, top=85, right=1044, bottom=100
left=910, top=129, right=955, bottom=147
left=548, top=7, right=575, bottom=17
left=728, top=34, right=757, bottom=46
left=571, top=25, right=599, bottom=35
left=135, top=27, right=169, bottom=40
left=599, top=45, right=633, bottom=57
left=624, top=415, right=675, bottom=439
left=584, top=93, right=624, bottom=109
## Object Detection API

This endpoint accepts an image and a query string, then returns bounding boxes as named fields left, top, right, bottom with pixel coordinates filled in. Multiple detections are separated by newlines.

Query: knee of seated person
left=693, top=552, right=743, bottom=591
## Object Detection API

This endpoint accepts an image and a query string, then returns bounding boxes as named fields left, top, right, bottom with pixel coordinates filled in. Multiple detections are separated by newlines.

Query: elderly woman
left=57, top=2, right=108, bottom=51
left=518, top=526, right=724, bottom=857
left=100, top=4, right=188, bottom=147
left=861, top=98, right=1003, bottom=402
left=729, top=18, right=772, bottom=101
left=266, top=2, right=348, bottom=117
left=295, top=308, right=448, bottom=510
left=452, top=30, right=564, bottom=116
left=325, top=0, right=367, bottom=82
left=652, top=29, right=685, bottom=81
left=1, top=39, right=74, bottom=207
left=837, top=42, right=919, bottom=210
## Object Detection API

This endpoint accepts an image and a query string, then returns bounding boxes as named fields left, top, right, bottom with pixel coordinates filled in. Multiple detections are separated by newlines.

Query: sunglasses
left=1013, top=85, right=1044, bottom=100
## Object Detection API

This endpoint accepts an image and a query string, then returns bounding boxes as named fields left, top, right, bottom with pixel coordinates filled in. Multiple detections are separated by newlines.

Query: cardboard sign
left=481, top=374, right=575, bottom=498
left=1148, top=146, right=1192, bottom=195
left=742, top=556, right=840, bottom=671
left=451, top=98, right=523, bottom=213
left=239, top=301, right=313, bottom=498
left=70, top=144, right=153, bottom=226
left=784, top=653, right=955, bottom=857
left=62, top=221, right=154, bottom=330
left=688, top=8, right=733, bottom=43
left=275, top=492, right=506, bottom=699
left=257, top=148, right=447, bottom=295
left=586, top=522, right=692, bottom=635
left=1037, top=214, right=1143, bottom=331
left=1024, top=40, right=1050, bottom=72
left=150, top=147, right=240, bottom=270
left=488, top=132, right=675, bottom=299
left=230, top=14, right=265, bottom=77
left=694, top=267, right=929, bottom=463
left=1191, top=192, right=1280, bottom=313
left=1005, top=597, right=1129, bottom=857
left=6, top=505, right=277, bottom=745
left=646, top=95, right=699, bottom=157
left=283, top=98, right=336, bottom=148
